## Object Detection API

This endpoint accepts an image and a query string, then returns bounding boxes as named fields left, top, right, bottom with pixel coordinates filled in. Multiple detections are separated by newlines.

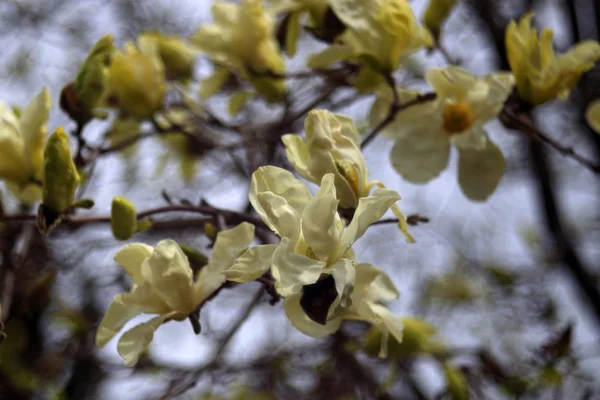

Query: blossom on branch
left=192, top=0, right=286, bottom=102
left=308, top=0, right=432, bottom=90
left=506, top=13, right=600, bottom=106
left=226, top=166, right=401, bottom=336
left=370, top=67, right=514, bottom=201
left=282, top=109, right=413, bottom=241
left=96, top=223, right=255, bottom=366
left=0, top=87, right=51, bottom=204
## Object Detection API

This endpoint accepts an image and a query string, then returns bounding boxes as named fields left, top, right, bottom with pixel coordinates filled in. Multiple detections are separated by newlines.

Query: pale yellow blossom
left=226, top=166, right=400, bottom=335
left=191, top=0, right=286, bottom=101
left=370, top=67, right=514, bottom=201
left=0, top=88, right=51, bottom=204
left=506, top=13, right=600, bottom=106
left=96, top=223, right=255, bottom=366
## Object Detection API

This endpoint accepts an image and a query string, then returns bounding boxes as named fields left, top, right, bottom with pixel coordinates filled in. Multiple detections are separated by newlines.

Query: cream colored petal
left=225, top=244, right=277, bottom=282
left=141, top=240, right=195, bottom=313
left=95, top=284, right=170, bottom=348
left=194, top=266, right=226, bottom=305
left=256, top=192, right=301, bottom=243
left=307, top=44, right=355, bottom=69
left=117, top=312, right=177, bottom=367
left=457, top=136, right=505, bottom=201
left=327, top=258, right=356, bottom=316
left=210, top=222, right=255, bottom=272
left=585, top=100, right=600, bottom=133
left=339, top=189, right=401, bottom=254
left=281, top=134, right=316, bottom=182
left=371, top=303, right=404, bottom=343
left=390, top=125, right=450, bottom=184
left=470, top=73, right=515, bottom=124
left=426, top=67, right=478, bottom=99
left=336, top=113, right=361, bottom=146
left=271, top=237, right=324, bottom=297
left=354, top=263, right=399, bottom=303
left=19, top=87, right=51, bottom=177
left=114, top=243, right=154, bottom=286
left=301, top=174, right=340, bottom=262
left=250, top=166, right=312, bottom=217
left=283, top=293, right=342, bottom=338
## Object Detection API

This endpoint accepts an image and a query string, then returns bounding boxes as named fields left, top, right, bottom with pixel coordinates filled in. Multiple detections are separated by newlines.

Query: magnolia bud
left=111, top=196, right=138, bottom=241
left=139, top=32, right=197, bottom=82
left=38, top=128, right=80, bottom=234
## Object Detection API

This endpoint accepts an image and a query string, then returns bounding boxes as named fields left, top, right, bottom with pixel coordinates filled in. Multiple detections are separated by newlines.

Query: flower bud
left=111, top=196, right=138, bottom=241
left=38, top=127, right=80, bottom=234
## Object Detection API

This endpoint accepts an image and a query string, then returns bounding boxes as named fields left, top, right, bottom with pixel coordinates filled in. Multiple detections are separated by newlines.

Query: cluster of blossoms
left=1, top=0, right=599, bottom=370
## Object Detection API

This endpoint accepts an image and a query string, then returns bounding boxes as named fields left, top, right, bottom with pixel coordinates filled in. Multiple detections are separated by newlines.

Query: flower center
left=305, top=246, right=319, bottom=261
left=335, top=160, right=360, bottom=197
left=442, top=102, right=474, bottom=134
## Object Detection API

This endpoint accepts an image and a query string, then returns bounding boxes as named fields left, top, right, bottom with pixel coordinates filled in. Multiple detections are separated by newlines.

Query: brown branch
left=361, top=78, right=437, bottom=149
left=502, top=107, right=600, bottom=174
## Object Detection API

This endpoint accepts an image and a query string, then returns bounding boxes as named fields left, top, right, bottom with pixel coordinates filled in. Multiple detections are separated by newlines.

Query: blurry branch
left=469, top=0, right=600, bottom=328
left=371, top=214, right=431, bottom=228
left=501, top=107, right=600, bottom=174
left=360, top=74, right=436, bottom=149
left=161, top=287, right=266, bottom=399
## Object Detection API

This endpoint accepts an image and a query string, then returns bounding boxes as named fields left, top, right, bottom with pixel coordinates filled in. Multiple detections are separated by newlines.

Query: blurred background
left=0, top=0, right=599, bottom=399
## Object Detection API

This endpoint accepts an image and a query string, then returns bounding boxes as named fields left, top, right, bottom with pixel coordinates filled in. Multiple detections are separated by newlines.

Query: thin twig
left=502, top=108, right=600, bottom=174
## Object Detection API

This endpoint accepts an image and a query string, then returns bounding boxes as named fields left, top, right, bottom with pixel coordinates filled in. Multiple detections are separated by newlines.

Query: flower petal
left=95, top=284, right=170, bottom=348
left=281, top=134, right=315, bottom=182
left=283, top=293, right=341, bottom=338
left=301, top=174, right=341, bottom=262
left=340, top=189, right=400, bottom=254
left=19, top=87, right=51, bottom=177
left=117, top=312, right=177, bottom=367
left=354, top=263, right=399, bottom=303
left=307, top=44, right=355, bottom=69
left=114, top=243, right=154, bottom=286
left=250, top=166, right=312, bottom=220
left=457, top=135, right=505, bottom=201
left=225, top=244, right=277, bottom=282
left=327, top=258, right=356, bottom=317
left=210, top=222, right=255, bottom=272
left=585, top=99, right=600, bottom=134
left=141, top=240, right=195, bottom=313
left=389, top=126, right=450, bottom=184
left=271, top=237, right=324, bottom=297
left=256, top=192, right=301, bottom=243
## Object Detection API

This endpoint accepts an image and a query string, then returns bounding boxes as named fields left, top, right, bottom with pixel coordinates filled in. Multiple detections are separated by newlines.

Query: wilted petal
left=117, top=311, right=177, bottom=367
left=340, top=189, right=400, bottom=254
left=210, top=222, right=255, bottom=272
left=271, top=238, right=324, bottom=297
left=301, top=174, right=341, bottom=262
left=457, top=136, right=505, bottom=201
left=284, top=293, right=342, bottom=338
left=225, top=244, right=277, bottom=282
left=114, top=243, right=154, bottom=286
left=142, top=240, right=195, bottom=313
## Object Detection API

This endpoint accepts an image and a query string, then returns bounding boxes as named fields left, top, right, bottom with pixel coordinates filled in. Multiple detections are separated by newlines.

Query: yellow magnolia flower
left=423, top=0, right=458, bottom=41
left=0, top=88, right=51, bottom=204
left=96, top=223, right=255, bottom=367
left=282, top=109, right=413, bottom=241
left=226, top=166, right=400, bottom=334
left=138, top=32, right=198, bottom=82
left=585, top=100, right=600, bottom=134
left=506, top=13, right=600, bottom=106
left=370, top=67, right=515, bottom=201
left=106, top=40, right=166, bottom=118
left=309, top=0, right=433, bottom=74
left=191, top=0, right=286, bottom=101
